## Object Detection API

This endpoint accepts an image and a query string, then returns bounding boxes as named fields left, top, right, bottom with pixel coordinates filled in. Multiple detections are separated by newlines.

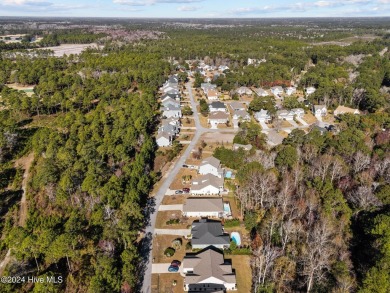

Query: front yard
left=152, top=235, right=189, bottom=263
left=155, top=211, right=193, bottom=229
left=151, top=273, right=184, bottom=293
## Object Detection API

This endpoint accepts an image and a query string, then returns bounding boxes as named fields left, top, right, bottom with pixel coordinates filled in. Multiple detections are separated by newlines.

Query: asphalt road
left=141, top=81, right=207, bottom=293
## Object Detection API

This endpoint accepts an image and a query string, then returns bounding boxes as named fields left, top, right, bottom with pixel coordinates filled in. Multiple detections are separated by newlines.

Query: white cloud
left=177, top=5, right=199, bottom=11
left=3, top=0, right=52, bottom=6
left=113, top=0, right=203, bottom=6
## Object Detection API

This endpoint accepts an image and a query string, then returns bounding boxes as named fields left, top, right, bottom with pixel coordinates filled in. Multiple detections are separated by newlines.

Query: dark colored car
left=168, top=265, right=179, bottom=272
left=171, top=260, right=181, bottom=267
left=175, top=190, right=183, bottom=194
left=182, top=188, right=190, bottom=193
left=182, top=164, right=188, bottom=168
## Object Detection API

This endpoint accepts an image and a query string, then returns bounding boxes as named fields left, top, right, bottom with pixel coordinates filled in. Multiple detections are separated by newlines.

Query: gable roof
left=229, top=101, right=245, bottom=110
left=201, top=156, right=221, bottom=168
left=314, top=105, right=327, bottom=111
left=191, top=219, right=230, bottom=246
left=233, top=110, right=250, bottom=119
left=209, top=112, right=229, bottom=120
left=184, top=247, right=236, bottom=287
left=209, top=101, right=226, bottom=109
left=334, top=105, right=360, bottom=115
left=183, top=198, right=224, bottom=213
left=192, top=174, right=224, bottom=190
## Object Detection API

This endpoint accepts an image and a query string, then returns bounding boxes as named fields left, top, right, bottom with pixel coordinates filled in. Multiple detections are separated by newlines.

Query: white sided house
left=199, top=156, right=224, bottom=178
left=161, top=104, right=182, bottom=118
left=254, top=109, right=272, bottom=123
left=254, top=88, right=269, bottom=97
left=285, top=87, right=297, bottom=96
left=206, top=89, right=219, bottom=101
left=208, top=112, right=229, bottom=128
left=182, top=197, right=224, bottom=218
left=305, top=86, right=316, bottom=96
left=236, top=86, right=253, bottom=96
left=191, top=174, right=224, bottom=195
left=271, top=86, right=284, bottom=97
left=313, top=105, right=327, bottom=118
left=156, top=132, right=172, bottom=147
left=209, top=101, right=227, bottom=113
left=229, top=101, right=246, bottom=112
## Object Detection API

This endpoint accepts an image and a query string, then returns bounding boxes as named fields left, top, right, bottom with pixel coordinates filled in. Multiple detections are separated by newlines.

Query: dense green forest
left=0, top=18, right=389, bottom=292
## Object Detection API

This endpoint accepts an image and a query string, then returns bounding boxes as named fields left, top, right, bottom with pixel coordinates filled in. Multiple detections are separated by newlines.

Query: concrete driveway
left=259, top=121, right=269, bottom=130
left=155, top=229, right=191, bottom=236
left=158, top=204, right=183, bottom=211
left=288, top=119, right=298, bottom=127
left=152, top=263, right=182, bottom=274
left=296, top=117, right=308, bottom=126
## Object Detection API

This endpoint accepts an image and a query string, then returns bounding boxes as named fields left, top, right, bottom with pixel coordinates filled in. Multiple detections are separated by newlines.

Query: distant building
left=253, top=88, right=269, bottom=97
left=232, top=143, right=253, bottom=151
left=271, top=86, right=284, bottom=97
left=285, top=87, right=297, bottom=96
left=305, top=86, right=316, bottom=96
left=254, top=109, right=272, bottom=123
left=236, top=86, right=253, bottom=96
left=334, top=105, right=360, bottom=116
left=313, top=105, right=327, bottom=118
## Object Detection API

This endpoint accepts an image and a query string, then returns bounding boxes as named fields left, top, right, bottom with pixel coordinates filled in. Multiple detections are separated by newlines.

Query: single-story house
left=156, top=132, right=172, bottom=147
left=218, top=65, right=229, bottom=72
left=277, top=110, right=294, bottom=120
left=271, top=86, right=284, bottom=96
left=207, top=89, right=219, bottom=101
left=267, top=130, right=284, bottom=146
left=158, top=123, right=179, bottom=137
left=199, top=156, right=224, bottom=178
left=253, top=88, right=269, bottom=97
left=305, top=86, right=316, bottom=96
left=254, top=109, right=272, bottom=123
left=183, top=247, right=237, bottom=291
left=191, top=174, right=224, bottom=195
left=285, top=87, right=297, bottom=96
left=209, top=101, right=227, bottom=113
left=236, top=86, right=253, bottom=96
left=164, top=88, right=180, bottom=95
left=229, top=101, right=246, bottom=112
left=232, top=143, right=253, bottom=151
left=162, top=97, right=180, bottom=108
left=232, top=110, right=250, bottom=121
left=182, top=198, right=224, bottom=218
left=291, top=108, right=305, bottom=118
left=201, top=83, right=217, bottom=94
left=208, top=112, right=229, bottom=126
left=161, top=92, right=181, bottom=101
left=313, top=105, right=327, bottom=118
left=190, top=219, right=230, bottom=250
left=333, top=105, right=360, bottom=116
left=161, top=104, right=182, bottom=118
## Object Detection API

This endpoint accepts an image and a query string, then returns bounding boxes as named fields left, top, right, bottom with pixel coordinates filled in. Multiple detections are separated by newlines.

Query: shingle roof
left=191, top=219, right=230, bottom=247
left=183, top=198, right=224, bottom=213
left=209, top=112, right=229, bottom=120
left=201, top=156, right=221, bottom=168
left=191, top=174, right=224, bottom=191
left=210, top=101, right=226, bottom=109
left=183, top=247, right=236, bottom=285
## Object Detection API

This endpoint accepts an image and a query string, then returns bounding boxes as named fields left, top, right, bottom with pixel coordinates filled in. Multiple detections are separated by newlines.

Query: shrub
left=224, top=218, right=240, bottom=228
left=164, top=247, right=175, bottom=257
left=166, top=218, right=180, bottom=225
left=185, top=241, right=192, bottom=250
left=172, top=238, right=182, bottom=250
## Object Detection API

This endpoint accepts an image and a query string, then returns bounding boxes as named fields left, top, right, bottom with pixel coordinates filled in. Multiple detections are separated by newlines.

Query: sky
left=1, top=0, right=390, bottom=18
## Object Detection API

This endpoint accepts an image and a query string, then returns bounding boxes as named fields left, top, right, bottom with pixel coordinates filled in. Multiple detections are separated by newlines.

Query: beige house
left=334, top=106, right=360, bottom=116
left=183, top=198, right=224, bottom=218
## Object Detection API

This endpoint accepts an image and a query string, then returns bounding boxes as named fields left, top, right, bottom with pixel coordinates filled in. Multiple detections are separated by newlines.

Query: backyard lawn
left=226, top=255, right=252, bottom=293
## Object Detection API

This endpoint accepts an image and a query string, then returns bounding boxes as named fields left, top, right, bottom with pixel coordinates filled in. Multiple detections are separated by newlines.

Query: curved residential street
left=142, top=81, right=224, bottom=292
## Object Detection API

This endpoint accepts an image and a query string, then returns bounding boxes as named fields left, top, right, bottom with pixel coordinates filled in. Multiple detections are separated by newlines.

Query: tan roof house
left=334, top=105, right=360, bottom=116
left=183, top=198, right=224, bottom=218
left=183, top=247, right=237, bottom=291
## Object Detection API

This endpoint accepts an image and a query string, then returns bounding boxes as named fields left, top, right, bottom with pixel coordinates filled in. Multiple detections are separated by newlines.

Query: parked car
left=175, top=190, right=183, bottom=194
left=182, top=164, right=188, bottom=168
left=182, top=188, right=190, bottom=193
left=168, top=265, right=179, bottom=272
left=171, top=260, right=181, bottom=267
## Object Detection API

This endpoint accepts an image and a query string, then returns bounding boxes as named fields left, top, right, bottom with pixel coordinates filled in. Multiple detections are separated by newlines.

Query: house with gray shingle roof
left=183, top=247, right=237, bottom=291
left=183, top=198, right=224, bottom=218
left=190, top=219, right=230, bottom=250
